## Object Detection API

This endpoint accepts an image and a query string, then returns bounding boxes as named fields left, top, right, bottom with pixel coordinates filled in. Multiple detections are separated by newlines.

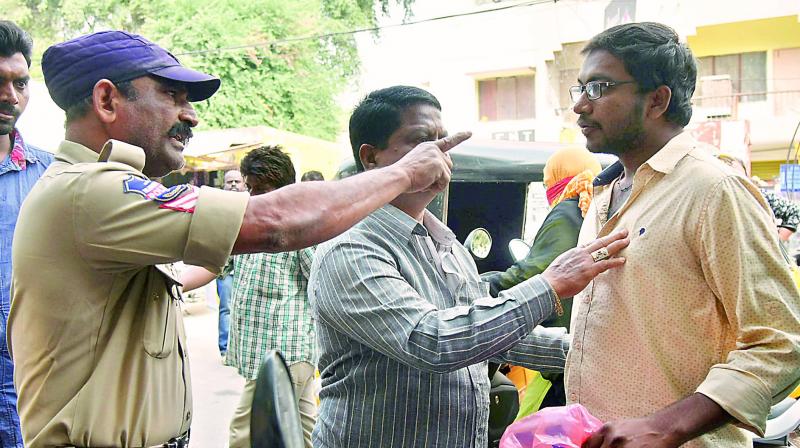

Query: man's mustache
left=167, top=122, right=193, bottom=144
left=0, top=103, right=20, bottom=118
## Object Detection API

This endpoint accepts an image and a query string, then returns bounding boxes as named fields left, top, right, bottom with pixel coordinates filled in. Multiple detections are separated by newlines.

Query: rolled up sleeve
left=76, top=169, right=249, bottom=274
left=184, top=186, right=249, bottom=272
left=695, top=176, right=800, bottom=435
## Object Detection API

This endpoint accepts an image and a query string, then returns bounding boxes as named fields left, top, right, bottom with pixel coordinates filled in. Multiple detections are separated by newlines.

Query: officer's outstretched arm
left=232, top=132, right=469, bottom=254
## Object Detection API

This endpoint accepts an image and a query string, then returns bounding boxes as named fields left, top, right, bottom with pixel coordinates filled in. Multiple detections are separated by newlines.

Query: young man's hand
left=582, top=393, right=731, bottom=448
left=582, top=416, right=680, bottom=448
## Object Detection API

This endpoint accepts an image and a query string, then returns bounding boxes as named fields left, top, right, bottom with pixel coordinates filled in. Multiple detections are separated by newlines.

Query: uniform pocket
left=142, top=265, right=180, bottom=358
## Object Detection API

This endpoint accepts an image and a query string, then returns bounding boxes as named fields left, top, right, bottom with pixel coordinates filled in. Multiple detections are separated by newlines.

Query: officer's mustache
left=167, top=122, right=193, bottom=146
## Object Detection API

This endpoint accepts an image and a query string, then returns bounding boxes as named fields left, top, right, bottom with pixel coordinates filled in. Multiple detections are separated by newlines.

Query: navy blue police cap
left=42, top=30, right=220, bottom=111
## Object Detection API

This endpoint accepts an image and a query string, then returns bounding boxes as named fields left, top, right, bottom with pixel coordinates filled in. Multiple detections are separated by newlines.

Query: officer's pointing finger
left=434, top=131, right=472, bottom=153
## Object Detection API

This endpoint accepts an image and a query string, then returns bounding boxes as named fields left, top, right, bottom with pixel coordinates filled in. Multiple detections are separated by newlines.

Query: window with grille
left=697, top=52, right=767, bottom=102
left=478, top=75, right=535, bottom=121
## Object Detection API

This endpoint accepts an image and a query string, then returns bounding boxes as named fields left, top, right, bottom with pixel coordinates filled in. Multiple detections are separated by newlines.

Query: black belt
left=69, top=431, right=191, bottom=448
left=163, top=431, right=190, bottom=448
left=154, top=431, right=190, bottom=448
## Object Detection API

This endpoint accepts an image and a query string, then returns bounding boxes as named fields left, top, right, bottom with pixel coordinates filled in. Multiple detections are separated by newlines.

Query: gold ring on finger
left=590, top=247, right=610, bottom=263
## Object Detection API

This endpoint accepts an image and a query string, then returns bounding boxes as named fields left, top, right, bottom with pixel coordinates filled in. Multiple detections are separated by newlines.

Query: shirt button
left=569, top=392, right=578, bottom=402
left=186, top=411, right=191, bottom=420
left=573, top=341, right=581, bottom=351
left=583, top=296, right=591, bottom=304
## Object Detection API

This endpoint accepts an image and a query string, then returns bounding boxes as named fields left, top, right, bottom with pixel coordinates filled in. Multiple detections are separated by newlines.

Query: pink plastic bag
left=499, top=404, right=604, bottom=448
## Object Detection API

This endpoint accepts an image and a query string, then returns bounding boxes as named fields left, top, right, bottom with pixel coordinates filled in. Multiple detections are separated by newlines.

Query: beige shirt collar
left=55, top=140, right=101, bottom=165
left=642, top=131, right=697, bottom=175
left=55, top=139, right=147, bottom=172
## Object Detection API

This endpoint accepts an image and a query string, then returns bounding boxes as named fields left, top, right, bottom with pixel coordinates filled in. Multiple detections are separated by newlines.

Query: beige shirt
left=566, top=132, right=800, bottom=447
left=8, top=140, right=248, bottom=447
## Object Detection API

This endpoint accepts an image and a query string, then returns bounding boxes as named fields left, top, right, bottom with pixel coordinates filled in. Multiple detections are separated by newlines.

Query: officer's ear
left=359, top=143, right=379, bottom=171
left=91, top=79, right=123, bottom=124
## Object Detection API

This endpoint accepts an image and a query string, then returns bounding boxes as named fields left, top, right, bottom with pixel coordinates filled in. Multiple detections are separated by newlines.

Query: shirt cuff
left=183, top=187, right=249, bottom=273
left=695, top=366, right=772, bottom=436
left=501, top=275, right=557, bottom=331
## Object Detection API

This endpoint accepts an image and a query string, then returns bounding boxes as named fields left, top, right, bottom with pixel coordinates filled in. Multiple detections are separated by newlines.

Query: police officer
left=8, top=31, right=467, bottom=447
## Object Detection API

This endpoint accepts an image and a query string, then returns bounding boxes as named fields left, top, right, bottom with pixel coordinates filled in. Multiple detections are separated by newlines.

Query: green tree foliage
left=3, top=0, right=413, bottom=139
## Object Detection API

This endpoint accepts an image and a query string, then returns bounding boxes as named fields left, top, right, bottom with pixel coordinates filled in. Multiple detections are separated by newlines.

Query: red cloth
left=545, top=175, right=574, bottom=205
left=9, top=129, right=26, bottom=170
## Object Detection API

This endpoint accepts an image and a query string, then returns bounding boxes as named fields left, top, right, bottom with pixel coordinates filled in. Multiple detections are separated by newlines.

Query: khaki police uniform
left=8, top=140, right=249, bottom=447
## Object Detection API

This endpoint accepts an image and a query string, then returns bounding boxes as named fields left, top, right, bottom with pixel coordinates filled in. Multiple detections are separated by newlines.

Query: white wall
left=16, top=80, right=65, bottom=153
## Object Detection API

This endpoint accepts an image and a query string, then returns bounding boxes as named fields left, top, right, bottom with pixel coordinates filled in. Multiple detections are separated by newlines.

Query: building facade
left=350, top=0, right=800, bottom=181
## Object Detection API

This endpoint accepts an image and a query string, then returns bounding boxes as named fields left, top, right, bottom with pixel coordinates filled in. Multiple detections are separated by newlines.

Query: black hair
left=0, top=21, right=33, bottom=67
left=582, top=22, right=697, bottom=126
left=300, top=170, right=324, bottom=182
left=65, top=80, right=138, bottom=123
left=240, top=145, right=296, bottom=190
left=349, top=85, right=441, bottom=172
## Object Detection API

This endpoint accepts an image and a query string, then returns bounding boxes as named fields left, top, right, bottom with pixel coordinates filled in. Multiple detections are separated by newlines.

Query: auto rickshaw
left=338, top=138, right=616, bottom=273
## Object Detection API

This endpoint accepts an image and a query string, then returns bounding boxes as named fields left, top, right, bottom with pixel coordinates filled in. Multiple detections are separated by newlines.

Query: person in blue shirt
left=0, top=20, right=53, bottom=448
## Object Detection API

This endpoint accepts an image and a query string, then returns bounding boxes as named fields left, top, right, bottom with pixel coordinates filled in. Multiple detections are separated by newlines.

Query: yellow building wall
left=752, top=160, right=784, bottom=181
left=687, top=15, right=800, bottom=180
left=687, top=15, right=800, bottom=57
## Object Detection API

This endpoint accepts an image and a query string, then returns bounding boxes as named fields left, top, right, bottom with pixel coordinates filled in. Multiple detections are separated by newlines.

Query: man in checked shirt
left=182, top=146, right=318, bottom=448
left=308, top=85, right=629, bottom=448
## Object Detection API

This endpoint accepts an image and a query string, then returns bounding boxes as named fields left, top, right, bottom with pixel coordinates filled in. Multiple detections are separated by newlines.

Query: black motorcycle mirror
left=508, top=238, right=531, bottom=262
left=251, top=350, right=305, bottom=448
left=464, top=228, right=492, bottom=259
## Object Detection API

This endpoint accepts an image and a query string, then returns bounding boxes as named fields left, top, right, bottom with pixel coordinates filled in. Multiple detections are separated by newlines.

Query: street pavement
left=184, top=300, right=244, bottom=448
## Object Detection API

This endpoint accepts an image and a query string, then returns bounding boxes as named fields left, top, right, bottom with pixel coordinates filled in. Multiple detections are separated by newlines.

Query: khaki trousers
left=229, top=361, right=317, bottom=448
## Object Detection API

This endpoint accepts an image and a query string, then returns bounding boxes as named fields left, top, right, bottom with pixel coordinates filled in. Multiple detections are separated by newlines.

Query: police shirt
left=8, top=140, right=249, bottom=447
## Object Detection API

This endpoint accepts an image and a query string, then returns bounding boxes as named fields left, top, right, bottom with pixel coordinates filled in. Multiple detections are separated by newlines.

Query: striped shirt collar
left=375, top=204, right=456, bottom=248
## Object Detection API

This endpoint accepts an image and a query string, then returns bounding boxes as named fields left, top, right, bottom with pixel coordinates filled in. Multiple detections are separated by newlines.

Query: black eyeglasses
left=569, top=80, right=636, bottom=102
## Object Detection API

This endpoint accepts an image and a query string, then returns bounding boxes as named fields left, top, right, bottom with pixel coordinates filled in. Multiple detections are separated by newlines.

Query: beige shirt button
left=569, top=392, right=578, bottom=402
left=573, top=341, right=581, bottom=350
left=583, top=296, right=591, bottom=304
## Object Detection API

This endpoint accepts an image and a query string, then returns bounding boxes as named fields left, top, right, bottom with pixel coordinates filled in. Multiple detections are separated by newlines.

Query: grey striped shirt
left=309, top=205, right=569, bottom=448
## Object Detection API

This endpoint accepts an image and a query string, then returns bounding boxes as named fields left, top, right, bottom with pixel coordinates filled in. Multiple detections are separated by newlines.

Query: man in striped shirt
left=308, top=86, right=629, bottom=448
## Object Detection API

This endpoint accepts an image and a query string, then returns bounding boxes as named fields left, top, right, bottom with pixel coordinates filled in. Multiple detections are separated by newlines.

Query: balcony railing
left=692, top=89, right=800, bottom=119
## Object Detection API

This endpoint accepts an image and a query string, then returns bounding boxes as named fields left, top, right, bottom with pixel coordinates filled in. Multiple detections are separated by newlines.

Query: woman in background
left=484, top=146, right=602, bottom=417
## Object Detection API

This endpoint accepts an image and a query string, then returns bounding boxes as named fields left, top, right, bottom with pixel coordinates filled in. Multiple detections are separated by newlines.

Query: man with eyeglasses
left=566, top=22, right=800, bottom=448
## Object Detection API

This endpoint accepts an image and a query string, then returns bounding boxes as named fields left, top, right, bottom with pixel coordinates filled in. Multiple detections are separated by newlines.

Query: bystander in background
left=484, top=146, right=602, bottom=417
left=300, top=170, right=324, bottom=182
left=182, top=147, right=317, bottom=448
